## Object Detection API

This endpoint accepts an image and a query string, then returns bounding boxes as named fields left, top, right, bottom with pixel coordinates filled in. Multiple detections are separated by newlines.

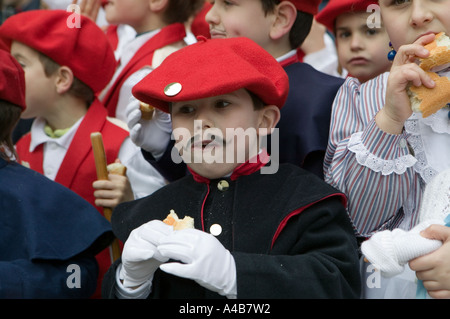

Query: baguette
left=419, top=32, right=450, bottom=72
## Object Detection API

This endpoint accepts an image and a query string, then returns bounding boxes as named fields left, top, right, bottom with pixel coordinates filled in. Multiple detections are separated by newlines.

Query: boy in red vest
left=0, top=9, right=166, bottom=298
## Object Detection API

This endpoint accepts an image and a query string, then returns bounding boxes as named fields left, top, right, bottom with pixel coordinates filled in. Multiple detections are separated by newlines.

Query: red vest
left=16, top=99, right=129, bottom=208
left=102, top=23, right=187, bottom=117
left=16, top=100, right=129, bottom=298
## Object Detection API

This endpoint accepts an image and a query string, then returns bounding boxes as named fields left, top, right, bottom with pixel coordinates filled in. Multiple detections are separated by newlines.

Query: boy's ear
left=269, top=1, right=297, bottom=40
left=149, top=0, right=169, bottom=12
left=54, top=66, right=74, bottom=94
left=258, top=105, right=280, bottom=136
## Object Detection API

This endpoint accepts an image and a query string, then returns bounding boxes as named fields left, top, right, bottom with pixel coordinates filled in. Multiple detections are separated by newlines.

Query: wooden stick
left=90, top=132, right=121, bottom=263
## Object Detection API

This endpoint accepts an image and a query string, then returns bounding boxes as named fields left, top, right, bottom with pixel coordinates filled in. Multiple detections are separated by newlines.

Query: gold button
left=217, top=180, right=229, bottom=191
left=164, top=82, right=182, bottom=96
left=210, top=224, right=222, bottom=236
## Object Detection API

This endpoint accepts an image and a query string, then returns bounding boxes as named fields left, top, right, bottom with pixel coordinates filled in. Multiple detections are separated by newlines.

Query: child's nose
left=410, top=2, right=433, bottom=28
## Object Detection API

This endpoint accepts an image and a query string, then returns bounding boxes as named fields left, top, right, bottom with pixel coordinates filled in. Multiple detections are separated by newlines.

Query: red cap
left=132, top=37, right=289, bottom=113
left=0, top=10, right=116, bottom=93
left=0, top=50, right=26, bottom=110
left=287, top=0, right=322, bottom=15
left=316, top=0, right=379, bottom=32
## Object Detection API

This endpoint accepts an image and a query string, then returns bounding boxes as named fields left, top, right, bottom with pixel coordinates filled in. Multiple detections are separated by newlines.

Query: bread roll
left=163, top=210, right=194, bottom=230
left=107, top=162, right=127, bottom=175
left=139, top=102, right=154, bottom=120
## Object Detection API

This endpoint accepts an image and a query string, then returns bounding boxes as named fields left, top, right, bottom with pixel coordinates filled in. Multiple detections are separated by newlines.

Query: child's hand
left=93, top=173, right=134, bottom=209
left=410, top=224, right=450, bottom=299
left=376, top=33, right=436, bottom=134
left=121, top=220, right=172, bottom=288
left=126, top=98, right=172, bottom=156
left=158, top=228, right=237, bottom=297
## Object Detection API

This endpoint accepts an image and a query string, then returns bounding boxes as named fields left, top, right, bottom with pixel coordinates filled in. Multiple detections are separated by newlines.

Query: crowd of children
left=0, top=0, right=449, bottom=299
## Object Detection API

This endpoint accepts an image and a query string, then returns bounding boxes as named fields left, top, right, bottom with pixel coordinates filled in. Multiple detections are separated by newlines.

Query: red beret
left=316, top=0, right=379, bottom=32
left=0, top=10, right=116, bottom=93
left=287, top=0, right=322, bottom=15
left=0, top=50, right=26, bottom=110
left=132, top=37, right=289, bottom=113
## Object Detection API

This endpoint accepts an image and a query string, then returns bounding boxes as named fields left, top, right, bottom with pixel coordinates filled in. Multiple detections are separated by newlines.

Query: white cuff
left=114, top=264, right=152, bottom=299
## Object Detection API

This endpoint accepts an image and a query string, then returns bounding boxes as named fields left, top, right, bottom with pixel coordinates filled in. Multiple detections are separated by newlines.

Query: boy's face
left=378, top=0, right=450, bottom=50
left=103, top=0, right=150, bottom=28
left=206, top=0, right=275, bottom=50
left=171, top=88, right=276, bottom=179
left=335, top=12, right=391, bottom=83
left=10, top=41, right=56, bottom=119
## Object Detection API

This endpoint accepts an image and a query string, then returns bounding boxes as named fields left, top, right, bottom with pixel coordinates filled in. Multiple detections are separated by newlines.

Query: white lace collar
left=405, top=110, right=450, bottom=184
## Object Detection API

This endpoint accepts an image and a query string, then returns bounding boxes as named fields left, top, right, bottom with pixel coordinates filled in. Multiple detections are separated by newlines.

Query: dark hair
left=38, top=52, right=94, bottom=106
left=163, top=0, right=206, bottom=25
left=260, top=0, right=314, bottom=49
left=0, top=100, right=22, bottom=160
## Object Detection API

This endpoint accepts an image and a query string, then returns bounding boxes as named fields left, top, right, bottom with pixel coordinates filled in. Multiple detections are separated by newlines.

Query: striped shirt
left=324, top=72, right=450, bottom=238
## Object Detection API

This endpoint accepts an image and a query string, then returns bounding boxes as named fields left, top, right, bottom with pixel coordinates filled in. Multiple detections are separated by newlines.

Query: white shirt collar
left=28, top=116, right=83, bottom=152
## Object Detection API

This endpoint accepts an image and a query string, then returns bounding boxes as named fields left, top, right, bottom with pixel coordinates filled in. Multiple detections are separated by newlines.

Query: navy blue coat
left=0, top=158, right=114, bottom=298
left=269, top=62, right=344, bottom=179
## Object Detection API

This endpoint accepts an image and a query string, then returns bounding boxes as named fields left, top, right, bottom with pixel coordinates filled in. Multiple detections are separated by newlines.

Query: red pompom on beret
left=132, top=37, right=289, bottom=113
left=0, top=10, right=116, bottom=93
left=287, top=0, right=322, bottom=15
left=316, top=0, right=379, bottom=32
left=0, top=49, right=26, bottom=111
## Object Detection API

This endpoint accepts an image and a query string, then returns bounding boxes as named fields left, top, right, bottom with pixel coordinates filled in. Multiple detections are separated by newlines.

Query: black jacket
left=102, top=162, right=360, bottom=298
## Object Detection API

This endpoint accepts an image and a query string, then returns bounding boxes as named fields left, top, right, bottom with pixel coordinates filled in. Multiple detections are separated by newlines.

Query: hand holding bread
left=407, top=32, right=450, bottom=118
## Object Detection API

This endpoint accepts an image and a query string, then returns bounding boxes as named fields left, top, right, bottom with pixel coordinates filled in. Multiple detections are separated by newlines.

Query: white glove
left=121, top=220, right=173, bottom=288
left=158, top=228, right=237, bottom=298
left=361, top=220, right=444, bottom=277
left=126, top=98, right=172, bottom=158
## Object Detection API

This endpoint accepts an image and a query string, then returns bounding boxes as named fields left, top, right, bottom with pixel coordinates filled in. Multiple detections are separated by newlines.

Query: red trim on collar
left=188, top=149, right=271, bottom=183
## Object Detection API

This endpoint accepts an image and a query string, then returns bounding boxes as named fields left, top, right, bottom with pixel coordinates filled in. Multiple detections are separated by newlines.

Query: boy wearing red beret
left=131, top=0, right=344, bottom=180
left=0, top=9, right=167, bottom=298
left=316, top=0, right=391, bottom=83
left=0, top=49, right=114, bottom=298
left=102, top=37, right=360, bottom=299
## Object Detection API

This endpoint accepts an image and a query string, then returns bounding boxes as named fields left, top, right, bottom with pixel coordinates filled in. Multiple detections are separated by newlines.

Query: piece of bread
left=139, top=102, right=154, bottom=120
left=163, top=210, right=194, bottom=230
left=419, top=32, right=450, bottom=71
left=407, top=32, right=450, bottom=117
left=408, top=71, right=450, bottom=118
left=107, top=162, right=127, bottom=175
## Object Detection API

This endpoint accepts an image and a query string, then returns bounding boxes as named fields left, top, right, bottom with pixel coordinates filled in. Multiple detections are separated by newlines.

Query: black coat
left=102, top=163, right=360, bottom=299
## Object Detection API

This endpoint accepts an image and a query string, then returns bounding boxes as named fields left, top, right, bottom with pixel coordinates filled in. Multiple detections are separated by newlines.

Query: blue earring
left=388, top=42, right=396, bottom=61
